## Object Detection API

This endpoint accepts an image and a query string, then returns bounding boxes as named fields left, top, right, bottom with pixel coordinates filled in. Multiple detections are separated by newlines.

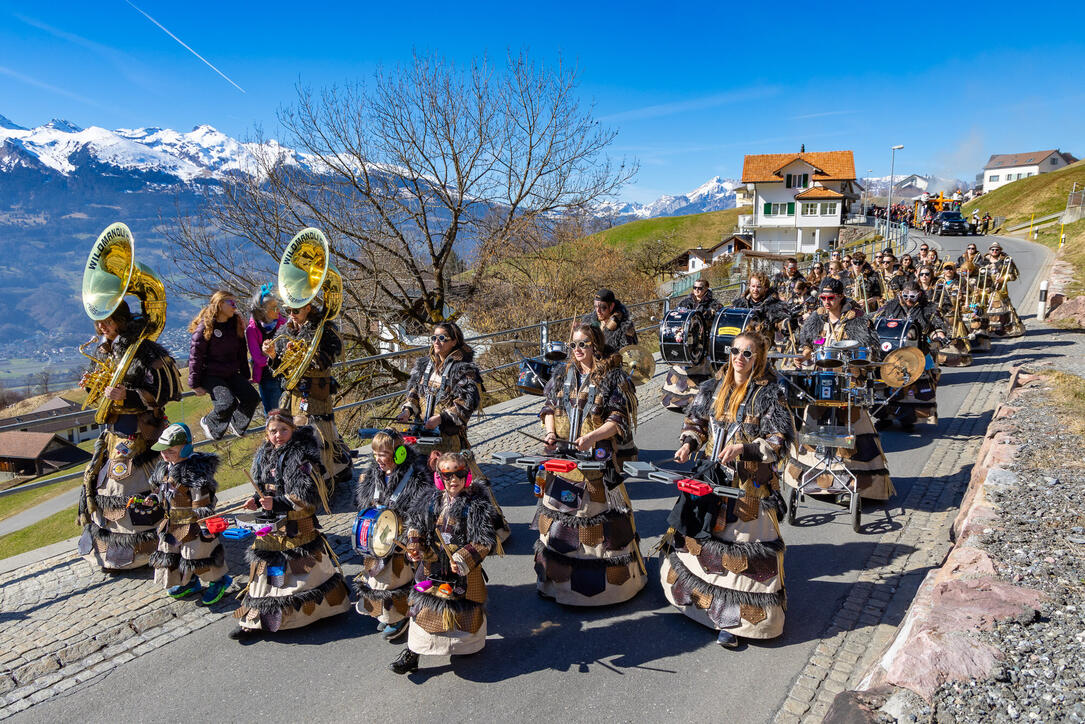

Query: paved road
left=12, top=233, right=1047, bottom=724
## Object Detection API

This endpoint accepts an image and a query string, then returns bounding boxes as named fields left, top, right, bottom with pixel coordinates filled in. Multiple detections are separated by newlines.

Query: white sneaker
left=227, top=422, right=244, bottom=438
left=199, top=415, right=219, bottom=441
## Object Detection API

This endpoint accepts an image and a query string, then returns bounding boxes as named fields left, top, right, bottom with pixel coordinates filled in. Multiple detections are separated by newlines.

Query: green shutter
left=803, top=173, right=809, bottom=188
left=785, top=173, right=792, bottom=188
left=787, top=202, right=795, bottom=215
left=764, top=202, right=772, bottom=215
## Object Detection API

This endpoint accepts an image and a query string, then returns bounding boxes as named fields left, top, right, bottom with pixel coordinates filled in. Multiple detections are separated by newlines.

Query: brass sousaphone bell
left=275, top=228, right=343, bottom=391
left=79, top=222, right=167, bottom=423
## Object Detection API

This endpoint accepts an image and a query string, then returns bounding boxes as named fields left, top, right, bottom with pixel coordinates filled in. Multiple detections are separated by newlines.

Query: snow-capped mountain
left=597, top=175, right=740, bottom=221
left=861, top=174, right=970, bottom=195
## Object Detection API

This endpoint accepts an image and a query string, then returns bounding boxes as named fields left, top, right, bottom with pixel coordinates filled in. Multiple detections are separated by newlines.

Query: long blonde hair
left=712, top=332, right=768, bottom=422
left=189, top=290, right=244, bottom=340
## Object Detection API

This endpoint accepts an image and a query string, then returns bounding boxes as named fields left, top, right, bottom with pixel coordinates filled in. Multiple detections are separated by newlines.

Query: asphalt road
left=13, top=233, right=1049, bottom=724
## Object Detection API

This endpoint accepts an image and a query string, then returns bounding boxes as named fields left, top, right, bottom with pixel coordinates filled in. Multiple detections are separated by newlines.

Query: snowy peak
left=599, top=175, right=740, bottom=221
left=0, top=114, right=25, bottom=130
left=686, top=175, right=739, bottom=202
left=44, top=118, right=82, bottom=133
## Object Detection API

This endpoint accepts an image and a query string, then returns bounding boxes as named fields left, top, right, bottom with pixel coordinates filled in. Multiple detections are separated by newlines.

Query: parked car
left=932, top=211, right=969, bottom=236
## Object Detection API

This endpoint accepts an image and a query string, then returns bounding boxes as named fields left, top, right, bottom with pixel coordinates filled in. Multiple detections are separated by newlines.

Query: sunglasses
left=819, top=294, right=838, bottom=301
left=438, top=469, right=468, bottom=481
left=728, top=347, right=754, bottom=359
left=919, top=272, right=932, bottom=277
left=224, top=299, right=237, bottom=307
left=901, top=293, right=921, bottom=301
left=431, top=334, right=450, bottom=343
left=284, top=307, right=302, bottom=315
left=693, top=285, right=708, bottom=290
left=570, top=340, right=593, bottom=350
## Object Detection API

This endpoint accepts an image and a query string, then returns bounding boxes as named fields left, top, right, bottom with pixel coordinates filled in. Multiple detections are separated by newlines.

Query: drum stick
left=196, top=500, right=249, bottom=524
left=245, top=470, right=267, bottom=497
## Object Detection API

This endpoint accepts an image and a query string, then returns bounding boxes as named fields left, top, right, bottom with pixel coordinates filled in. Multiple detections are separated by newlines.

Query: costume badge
left=110, top=461, right=131, bottom=479
left=213, top=328, right=223, bottom=338
left=114, top=442, right=131, bottom=457
left=560, top=490, right=577, bottom=503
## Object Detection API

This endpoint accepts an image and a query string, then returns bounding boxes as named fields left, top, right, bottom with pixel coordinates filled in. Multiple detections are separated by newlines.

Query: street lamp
left=886, top=145, right=903, bottom=242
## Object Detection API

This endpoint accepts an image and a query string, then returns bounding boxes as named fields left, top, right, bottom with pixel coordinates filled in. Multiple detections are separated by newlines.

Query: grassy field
left=589, top=207, right=742, bottom=250
left=963, top=161, right=1085, bottom=229
left=0, top=503, right=80, bottom=560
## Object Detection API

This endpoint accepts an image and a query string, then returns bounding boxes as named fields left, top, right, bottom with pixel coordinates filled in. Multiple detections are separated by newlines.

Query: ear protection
left=382, top=428, right=408, bottom=465
left=433, top=468, right=473, bottom=490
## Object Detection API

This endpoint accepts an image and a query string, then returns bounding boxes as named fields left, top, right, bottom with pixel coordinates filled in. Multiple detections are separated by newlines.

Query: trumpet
left=77, top=336, right=115, bottom=406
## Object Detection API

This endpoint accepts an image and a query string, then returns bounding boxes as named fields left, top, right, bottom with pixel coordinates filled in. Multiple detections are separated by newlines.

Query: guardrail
left=0, top=283, right=741, bottom=499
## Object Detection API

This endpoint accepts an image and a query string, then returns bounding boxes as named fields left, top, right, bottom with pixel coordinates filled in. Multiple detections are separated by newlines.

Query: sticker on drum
left=718, top=326, right=740, bottom=335
left=881, top=342, right=893, bottom=351
left=886, top=321, right=899, bottom=328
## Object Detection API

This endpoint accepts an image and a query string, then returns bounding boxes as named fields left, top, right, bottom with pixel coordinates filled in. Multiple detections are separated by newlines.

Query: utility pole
left=887, top=145, right=903, bottom=246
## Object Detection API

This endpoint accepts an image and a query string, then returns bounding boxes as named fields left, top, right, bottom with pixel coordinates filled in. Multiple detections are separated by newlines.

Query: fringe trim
left=86, top=522, right=159, bottom=550
left=354, top=580, right=412, bottom=602
left=680, top=535, right=785, bottom=563
left=149, top=545, right=225, bottom=573
left=534, top=538, right=637, bottom=569
left=667, top=552, right=785, bottom=609
left=94, top=494, right=136, bottom=511
left=240, top=572, right=347, bottom=615
left=408, top=588, right=485, bottom=617
left=244, top=536, right=324, bottom=566
left=537, top=506, right=629, bottom=529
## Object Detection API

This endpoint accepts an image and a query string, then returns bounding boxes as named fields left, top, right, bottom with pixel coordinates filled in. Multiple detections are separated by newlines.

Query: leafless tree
left=37, top=371, right=50, bottom=396
left=168, top=52, right=636, bottom=403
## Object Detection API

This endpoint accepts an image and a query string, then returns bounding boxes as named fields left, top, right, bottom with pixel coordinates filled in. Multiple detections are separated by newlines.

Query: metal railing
left=0, top=283, right=740, bottom=499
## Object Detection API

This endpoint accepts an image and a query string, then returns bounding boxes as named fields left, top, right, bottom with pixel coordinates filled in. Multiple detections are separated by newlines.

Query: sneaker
left=389, top=648, right=419, bottom=674
left=168, top=580, right=202, bottom=599
left=199, top=415, right=221, bottom=442
left=227, top=422, right=244, bottom=438
left=199, top=575, right=232, bottom=606
left=383, top=618, right=408, bottom=642
left=717, top=630, right=740, bottom=649
left=376, top=622, right=388, bottom=632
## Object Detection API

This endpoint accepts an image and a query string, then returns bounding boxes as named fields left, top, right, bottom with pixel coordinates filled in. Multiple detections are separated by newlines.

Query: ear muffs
left=393, top=444, right=407, bottom=465
left=381, top=428, right=408, bottom=465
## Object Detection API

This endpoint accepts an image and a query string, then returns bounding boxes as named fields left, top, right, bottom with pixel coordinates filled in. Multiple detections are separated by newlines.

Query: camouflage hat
left=151, top=422, right=193, bottom=451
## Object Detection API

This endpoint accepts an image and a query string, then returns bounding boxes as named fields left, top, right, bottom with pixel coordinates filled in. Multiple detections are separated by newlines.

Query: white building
left=738, top=149, right=861, bottom=253
left=982, top=149, right=1077, bottom=193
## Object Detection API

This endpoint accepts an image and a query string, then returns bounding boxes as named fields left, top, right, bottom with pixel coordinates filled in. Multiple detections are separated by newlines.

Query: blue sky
left=1, top=1, right=1083, bottom=202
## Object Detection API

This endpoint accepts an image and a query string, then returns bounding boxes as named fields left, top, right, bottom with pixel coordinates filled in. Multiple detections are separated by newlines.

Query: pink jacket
left=246, top=315, right=286, bottom=383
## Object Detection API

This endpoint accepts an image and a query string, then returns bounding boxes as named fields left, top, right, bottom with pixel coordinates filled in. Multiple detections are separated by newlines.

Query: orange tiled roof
left=794, top=186, right=844, bottom=200
left=741, top=151, right=856, bottom=183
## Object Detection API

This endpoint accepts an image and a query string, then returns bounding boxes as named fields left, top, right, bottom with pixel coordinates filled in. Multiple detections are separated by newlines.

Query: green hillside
left=590, top=207, right=742, bottom=250
left=964, top=161, right=1085, bottom=228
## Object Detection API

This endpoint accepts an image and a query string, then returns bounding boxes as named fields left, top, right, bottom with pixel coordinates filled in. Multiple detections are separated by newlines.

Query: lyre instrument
left=79, top=223, right=167, bottom=424
left=274, top=228, right=343, bottom=391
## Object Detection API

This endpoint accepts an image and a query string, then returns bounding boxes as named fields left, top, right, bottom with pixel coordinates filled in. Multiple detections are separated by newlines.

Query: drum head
left=815, top=350, right=845, bottom=368
left=371, top=508, right=401, bottom=558
left=829, top=340, right=859, bottom=350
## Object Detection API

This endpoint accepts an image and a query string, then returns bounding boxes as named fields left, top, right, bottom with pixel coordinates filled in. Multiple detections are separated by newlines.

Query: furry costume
left=875, top=295, right=948, bottom=425
left=533, top=359, right=646, bottom=605
left=981, top=254, right=1023, bottom=336
left=273, top=315, right=352, bottom=491
left=405, top=484, right=497, bottom=656
left=789, top=301, right=895, bottom=500
left=402, top=348, right=510, bottom=542
left=234, top=426, right=350, bottom=632
left=77, top=323, right=181, bottom=571
left=662, top=289, right=721, bottom=414
left=148, top=452, right=229, bottom=589
left=353, top=447, right=432, bottom=625
left=666, top=371, right=793, bottom=638
left=580, top=301, right=638, bottom=356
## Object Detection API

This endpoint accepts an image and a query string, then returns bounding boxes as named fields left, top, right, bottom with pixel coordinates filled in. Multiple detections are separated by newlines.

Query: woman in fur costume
left=669, top=332, right=793, bottom=647
left=353, top=430, right=432, bottom=642
left=390, top=452, right=498, bottom=674
left=398, top=321, right=509, bottom=542
left=262, top=301, right=352, bottom=492
left=77, top=301, right=182, bottom=571
left=229, top=410, right=350, bottom=640
left=147, top=423, right=232, bottom=605
left=534, top=323, right=647, bottom=606
left=785, top=278, right=895, bottom=501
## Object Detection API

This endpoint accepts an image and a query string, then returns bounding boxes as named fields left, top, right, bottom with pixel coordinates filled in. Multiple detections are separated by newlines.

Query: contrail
left=124, top=0, right=245, bottom=94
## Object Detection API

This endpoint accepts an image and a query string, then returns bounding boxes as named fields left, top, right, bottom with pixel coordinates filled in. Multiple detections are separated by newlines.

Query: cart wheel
left=850, top=492, right=861, bottom=533
left=787, top=487, right=799, bottom=526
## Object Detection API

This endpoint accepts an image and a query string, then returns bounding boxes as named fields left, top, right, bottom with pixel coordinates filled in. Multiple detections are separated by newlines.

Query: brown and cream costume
left=148, top=452, right=229, bottom=589
left=664, top=370, right=793, bottom=638
left=533, top=359, right=646, bottom=605
left=234, top=426, right=350, bottom=633
left=981, top=254, right=1023, bottom=336
left=405, top=484, right=497, bottom=656
left=77, top=324, right=182, bottom=570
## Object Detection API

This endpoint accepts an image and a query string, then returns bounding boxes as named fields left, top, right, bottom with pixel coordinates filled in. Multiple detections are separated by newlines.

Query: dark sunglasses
left=284, top=307, right=302, bottom=315
left=570, top=340, right=593, bottom=350
left=818, top=294, right=838, bottom=300
left=919, top=272, right=932, bottom=277
left=693, top=285, right=708, bottom=290
left=431, top=334, right=450, bottom=343
left=438, top=469, right=468, bottom=480
left=728, top=347, right=754, bottom=359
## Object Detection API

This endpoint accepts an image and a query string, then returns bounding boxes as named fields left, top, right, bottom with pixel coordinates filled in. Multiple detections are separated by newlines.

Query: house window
left=801, top=202, right=818, bottom=215
left=989, top=175, right=999, bottom=182
left=1027, top=172, right=1034, bottom=177
left=785, top=173, right=810, bottom=189
left=1051, top=158, right=1059, bottom=165
left=763, top=202, right=795, bottom=216
left=820, top=202, right=838, bottom=216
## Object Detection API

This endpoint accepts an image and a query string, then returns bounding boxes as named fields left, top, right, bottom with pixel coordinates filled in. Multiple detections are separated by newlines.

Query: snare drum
left=778, top=370, right=816, bottom=408
left=875, top=318, right=918, bottom=353
left=352, top=507, right=401, bottom=559
left=849, top=346, right=872, bottom=366
left=813, top=371, right=844, bottom=403
left=659, top=308, right=707, bottom=365
left=543, top=341, right=569, bottom=362
left=709, top=308, right=756, bottom=364
left=814, top=348, right=846, bottom=368
left=516, top=357, right=555, bottom=396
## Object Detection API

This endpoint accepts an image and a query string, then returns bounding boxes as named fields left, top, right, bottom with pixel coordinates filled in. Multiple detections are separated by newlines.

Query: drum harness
left=421, top=358, right=458, bottom=423
left=562, top=364, right=596, bottom=444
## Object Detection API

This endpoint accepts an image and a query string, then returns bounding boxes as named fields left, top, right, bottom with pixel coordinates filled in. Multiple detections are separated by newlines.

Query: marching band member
left=354, top=430, right=431, bottom=642
left=806, top=262, right=825, bottom=290
left=731, top=272, right=792, bottom=347
left=771, top=258, right=806, bottom=299
left=899, top=254, right=918, bottom=280
left=535, top=323, right=646, bottom=605
left=77, top=301, right=182, bottom=571
left=983, top=242, right=1024, bottom=336
left=581, top=288, right=638, bottom=355
left=668, top=332, right=792, bottom=648
left=262, top=299, right=353, bottom=491
left=851, top=256, right=884, bottom=312
left=391, top=452, right=499, bottom=674
left=246, top=283, right=286, bottom=415
left=398, top=321, right=510, bottom=542
left=661, top=280, right=720, bottom=413
left=147, top=423, right=232, bottom=605
left=957, top=243, right=981, bottom=269
left=917, top=265, right=936, bottom=293
left=189, top=290, right=260, bottom=441
left=786, top=278, right=895, bottom=501
left=230, top=410, right=350, bottom=640
left=874, top=282, right=948, bottom=431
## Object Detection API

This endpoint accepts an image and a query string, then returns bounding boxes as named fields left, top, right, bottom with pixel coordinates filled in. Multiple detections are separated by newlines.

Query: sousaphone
left=275, top=228, right=343, bottom=390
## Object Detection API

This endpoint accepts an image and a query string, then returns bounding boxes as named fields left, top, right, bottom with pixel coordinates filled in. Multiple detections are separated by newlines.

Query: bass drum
left=516, top=357, right=555, bottom=396
left=709, top=308, right=756, bottom=365
left=659, top=308, right=707, bottom=366
left=874, top=317, right=918, bottom=354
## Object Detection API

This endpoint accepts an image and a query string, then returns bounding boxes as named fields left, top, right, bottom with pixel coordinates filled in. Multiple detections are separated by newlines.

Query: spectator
left=189, top=290, right=260, bottom=441
left=246, top=283, right=287, bottom=415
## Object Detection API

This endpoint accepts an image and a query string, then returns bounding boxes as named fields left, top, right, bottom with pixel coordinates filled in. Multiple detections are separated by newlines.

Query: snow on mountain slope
left=597, top=175, right=739, bottom=221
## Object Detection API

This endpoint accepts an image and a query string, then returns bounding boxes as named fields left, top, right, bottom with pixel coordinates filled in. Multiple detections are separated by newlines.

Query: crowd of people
left=73, top=225, right=1024, bottom=675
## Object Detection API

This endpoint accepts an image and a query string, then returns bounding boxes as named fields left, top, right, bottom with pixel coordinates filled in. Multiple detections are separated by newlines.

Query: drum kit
left=657, top=306, right=760, bottom=371
left=515, top=341, right=569, bottom=396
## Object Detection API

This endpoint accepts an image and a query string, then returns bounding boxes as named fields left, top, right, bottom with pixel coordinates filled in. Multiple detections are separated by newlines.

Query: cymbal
left=878, top=346, right=925, bottom=387
left=619, top=345, right=657, bottom=386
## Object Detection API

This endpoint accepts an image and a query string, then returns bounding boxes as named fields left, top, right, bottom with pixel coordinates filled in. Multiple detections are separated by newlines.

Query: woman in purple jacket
left=189, top=290, right=260, bottom=441
left=246, top=284, right=286, bottom=415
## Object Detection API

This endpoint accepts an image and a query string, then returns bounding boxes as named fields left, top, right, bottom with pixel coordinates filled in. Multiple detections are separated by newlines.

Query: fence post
left=539, top=320, right=549, bottom=355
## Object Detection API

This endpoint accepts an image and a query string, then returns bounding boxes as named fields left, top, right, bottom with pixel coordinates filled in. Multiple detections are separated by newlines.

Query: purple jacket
left=246, top=315, right=286, bottom=383
left=189, top=320, right=250, bottom=389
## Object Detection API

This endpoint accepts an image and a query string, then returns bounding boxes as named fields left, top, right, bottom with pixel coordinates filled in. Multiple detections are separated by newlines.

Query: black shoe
left=228, top=627, right=259, bottom=641
left=389, top=648, right=419, bottom=674
left=717, top=630, right=740, bottom=649
left=874, top=419, right=894, bottom=431
left=383, top=618, right=408, bottom=642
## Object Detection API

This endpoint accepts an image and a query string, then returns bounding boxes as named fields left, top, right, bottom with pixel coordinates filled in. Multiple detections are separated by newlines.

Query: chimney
left=800, top=144, right=805, bottom=154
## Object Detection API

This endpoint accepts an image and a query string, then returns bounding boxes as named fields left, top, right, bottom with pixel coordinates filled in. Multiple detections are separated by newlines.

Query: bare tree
left=168, top=52, right=635, bottom=401
left=38, top=371, right=50, bottom=396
